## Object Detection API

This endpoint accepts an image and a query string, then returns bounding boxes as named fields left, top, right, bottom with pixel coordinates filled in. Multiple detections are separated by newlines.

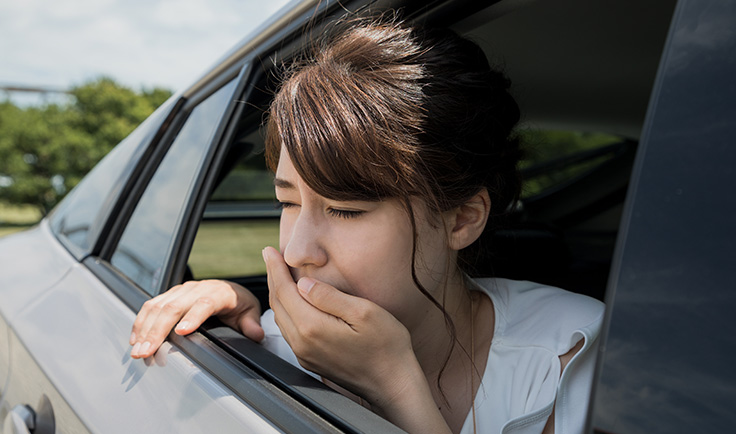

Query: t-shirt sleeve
left=554, top=304, right=604, bottom=434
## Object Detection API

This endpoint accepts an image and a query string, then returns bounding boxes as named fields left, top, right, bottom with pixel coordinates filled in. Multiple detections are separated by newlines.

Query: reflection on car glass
left=111, top=80, right=237, bottom=295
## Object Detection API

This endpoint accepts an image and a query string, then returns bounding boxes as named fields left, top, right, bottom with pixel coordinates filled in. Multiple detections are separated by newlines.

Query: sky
left=0, top=0, right=292, bottom=104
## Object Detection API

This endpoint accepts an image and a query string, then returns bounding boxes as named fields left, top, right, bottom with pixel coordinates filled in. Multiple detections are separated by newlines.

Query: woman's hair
left=265, top=14, right=522, bottom=398
left=266, top=15, right=521, bottom=269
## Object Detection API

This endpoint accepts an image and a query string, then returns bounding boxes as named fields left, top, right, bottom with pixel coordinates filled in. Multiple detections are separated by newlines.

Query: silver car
left=2, top=0, right=735, bottom=432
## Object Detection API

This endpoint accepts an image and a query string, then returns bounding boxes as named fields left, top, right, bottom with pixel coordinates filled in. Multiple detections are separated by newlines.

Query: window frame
left=108, top=76, right=243, bottom=296
left=89, top=65, right=245, bottom=301
left=163, top=65, right=258, bottom=295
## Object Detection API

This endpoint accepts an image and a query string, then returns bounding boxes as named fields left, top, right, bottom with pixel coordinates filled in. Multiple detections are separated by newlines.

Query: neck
left=408, top=273, right=493, bottom=434
left=409, top=270, right=474, bottom=380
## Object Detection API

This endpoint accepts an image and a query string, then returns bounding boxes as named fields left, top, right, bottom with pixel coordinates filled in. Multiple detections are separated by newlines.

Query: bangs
left=265, top=25, right=427, bottom=202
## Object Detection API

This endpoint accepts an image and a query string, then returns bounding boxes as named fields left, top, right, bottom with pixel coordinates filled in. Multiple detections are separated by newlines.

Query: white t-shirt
left=260, top=278, right=605, bottom=434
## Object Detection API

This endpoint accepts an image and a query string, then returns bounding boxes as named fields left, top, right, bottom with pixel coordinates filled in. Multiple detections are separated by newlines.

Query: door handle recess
left=3, top=404, right=35, bottom=434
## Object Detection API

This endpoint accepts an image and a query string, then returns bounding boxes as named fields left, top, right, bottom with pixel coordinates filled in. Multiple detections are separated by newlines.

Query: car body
left=1, top=0, right=734, bottom=432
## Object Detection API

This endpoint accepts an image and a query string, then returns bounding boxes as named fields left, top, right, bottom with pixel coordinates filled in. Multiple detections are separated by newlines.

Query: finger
left=263, top=247, right=296, bottom=298
left=130, top=288, right=178, bottom=345
left=263, top=246, right=315, bottom=343
left=263, top=246, right=301, bottom=316
left=132, top=296, right=188, bottom=359
left=173, top=296, right=219, bottom=336
left=266, top=273, right=299, bottom=345
left=297, top=277, right=368, bottom=323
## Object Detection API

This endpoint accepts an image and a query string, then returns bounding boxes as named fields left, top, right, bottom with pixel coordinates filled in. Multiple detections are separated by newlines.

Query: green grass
left=189, top=220, right=279, bottom=278
left=0, top=202, right=40, bottom=239
left=0, top=202, right=42, bottom=225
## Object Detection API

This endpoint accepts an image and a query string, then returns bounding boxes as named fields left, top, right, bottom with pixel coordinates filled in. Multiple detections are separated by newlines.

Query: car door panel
left=4, top=226, right=279, bottom=433
left=0, top=225, right=74, bottom=425
left=0, top=226, right=74, bottom=320
left=5, top=329, right=88, bottom=433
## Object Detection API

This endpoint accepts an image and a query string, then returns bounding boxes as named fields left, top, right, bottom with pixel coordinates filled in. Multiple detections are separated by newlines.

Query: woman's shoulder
left=473, top=277, right=604, bottom=354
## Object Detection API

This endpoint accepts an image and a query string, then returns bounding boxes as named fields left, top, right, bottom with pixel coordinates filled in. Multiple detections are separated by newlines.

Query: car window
left=111, top=80, right=237, bottom=295
left=519, top=129, right=623, bottom=198
left=49, top=97, right=176, bottom=257
left=188, top=127, right=279, bottom=279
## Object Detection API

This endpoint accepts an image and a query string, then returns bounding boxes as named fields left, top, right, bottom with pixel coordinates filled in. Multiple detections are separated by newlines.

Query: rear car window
left=111, top=81, right=237, bottom=295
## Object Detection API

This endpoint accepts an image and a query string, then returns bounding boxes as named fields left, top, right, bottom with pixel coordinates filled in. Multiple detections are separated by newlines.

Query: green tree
left=0, top=77, right=172, bottom=214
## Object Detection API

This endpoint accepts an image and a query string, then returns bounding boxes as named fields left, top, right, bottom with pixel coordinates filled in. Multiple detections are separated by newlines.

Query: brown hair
left=265, top=15, right=521, bottom=400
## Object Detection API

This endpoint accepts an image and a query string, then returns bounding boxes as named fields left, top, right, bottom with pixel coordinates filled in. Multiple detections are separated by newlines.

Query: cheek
left=331, top=219, right=415, bottom=301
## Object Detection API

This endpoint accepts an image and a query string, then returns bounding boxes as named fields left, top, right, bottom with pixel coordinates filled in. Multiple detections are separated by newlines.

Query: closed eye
left=327, top=208, right=364, bottom=219
left=276, top=201, right=298, bottom=210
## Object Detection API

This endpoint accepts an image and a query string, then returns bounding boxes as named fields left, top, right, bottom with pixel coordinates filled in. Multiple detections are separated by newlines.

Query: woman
left=129, top=16, right=604, bottom=434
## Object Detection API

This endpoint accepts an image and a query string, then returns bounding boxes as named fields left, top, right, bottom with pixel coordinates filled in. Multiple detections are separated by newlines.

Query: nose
left=281, top=210, right=328, bottom=270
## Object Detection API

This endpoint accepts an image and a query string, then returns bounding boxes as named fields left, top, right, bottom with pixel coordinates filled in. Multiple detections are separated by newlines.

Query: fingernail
left=132, top=342, right=141, bottom=356
left=140, top=342, right=151, bottom=355
left=176, top=321, right=189, bottom=331
left=298, top=277, right=316, bottom=294
left=129, top=332, right=136, bottom=345
left=262, top=248, right=268, bottom=263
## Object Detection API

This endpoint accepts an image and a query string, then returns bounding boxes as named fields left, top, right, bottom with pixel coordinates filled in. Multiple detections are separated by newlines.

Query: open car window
left=188, top=126, right=278, bottom=281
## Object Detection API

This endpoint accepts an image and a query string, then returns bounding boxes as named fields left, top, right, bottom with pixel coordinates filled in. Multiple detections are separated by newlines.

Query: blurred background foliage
left=518, top=129, right=623, bottom=198
left=0, top=77, right=171, bottom=221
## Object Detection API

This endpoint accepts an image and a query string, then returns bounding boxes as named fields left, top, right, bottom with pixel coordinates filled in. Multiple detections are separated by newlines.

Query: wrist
left=370, top=358, right=450, bottom=434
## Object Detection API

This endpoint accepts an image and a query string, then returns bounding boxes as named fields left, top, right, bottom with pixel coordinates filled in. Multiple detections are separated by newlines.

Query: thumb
left=238, top=313, right=265, bottom=343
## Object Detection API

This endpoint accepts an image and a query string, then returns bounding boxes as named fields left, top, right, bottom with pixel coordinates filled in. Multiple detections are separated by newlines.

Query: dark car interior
left=185, top=0, right=677, bottom=311
left=158, top=0, right=684, bottom=430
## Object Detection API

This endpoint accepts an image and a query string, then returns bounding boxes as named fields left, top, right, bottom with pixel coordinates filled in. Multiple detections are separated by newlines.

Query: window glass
left=188, top=129, right=279, bottom=279
left=111, top=81, right=237, bottom=295
left=592, top=1, right=736, bottom=431
left=519, top=129, right=623, bottom=198
left=49, top=97, right=176, bottom=256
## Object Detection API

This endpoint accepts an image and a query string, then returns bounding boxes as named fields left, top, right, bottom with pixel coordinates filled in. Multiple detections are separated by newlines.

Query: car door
left=0, top=95, right=179, bottom=433
left=589, top=0, right=736, bottom=432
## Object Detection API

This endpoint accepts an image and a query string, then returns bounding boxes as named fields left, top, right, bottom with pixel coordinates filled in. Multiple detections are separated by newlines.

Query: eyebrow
left=273, top=177, right=295, bottom=189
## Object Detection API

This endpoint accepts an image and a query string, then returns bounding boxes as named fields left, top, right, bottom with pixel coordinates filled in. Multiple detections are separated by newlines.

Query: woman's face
left=274, top=151, right=453, bottom=331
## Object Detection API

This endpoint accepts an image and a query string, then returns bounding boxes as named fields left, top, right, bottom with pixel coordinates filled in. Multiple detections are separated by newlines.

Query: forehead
left=274, top=149, right=298, bottom=181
